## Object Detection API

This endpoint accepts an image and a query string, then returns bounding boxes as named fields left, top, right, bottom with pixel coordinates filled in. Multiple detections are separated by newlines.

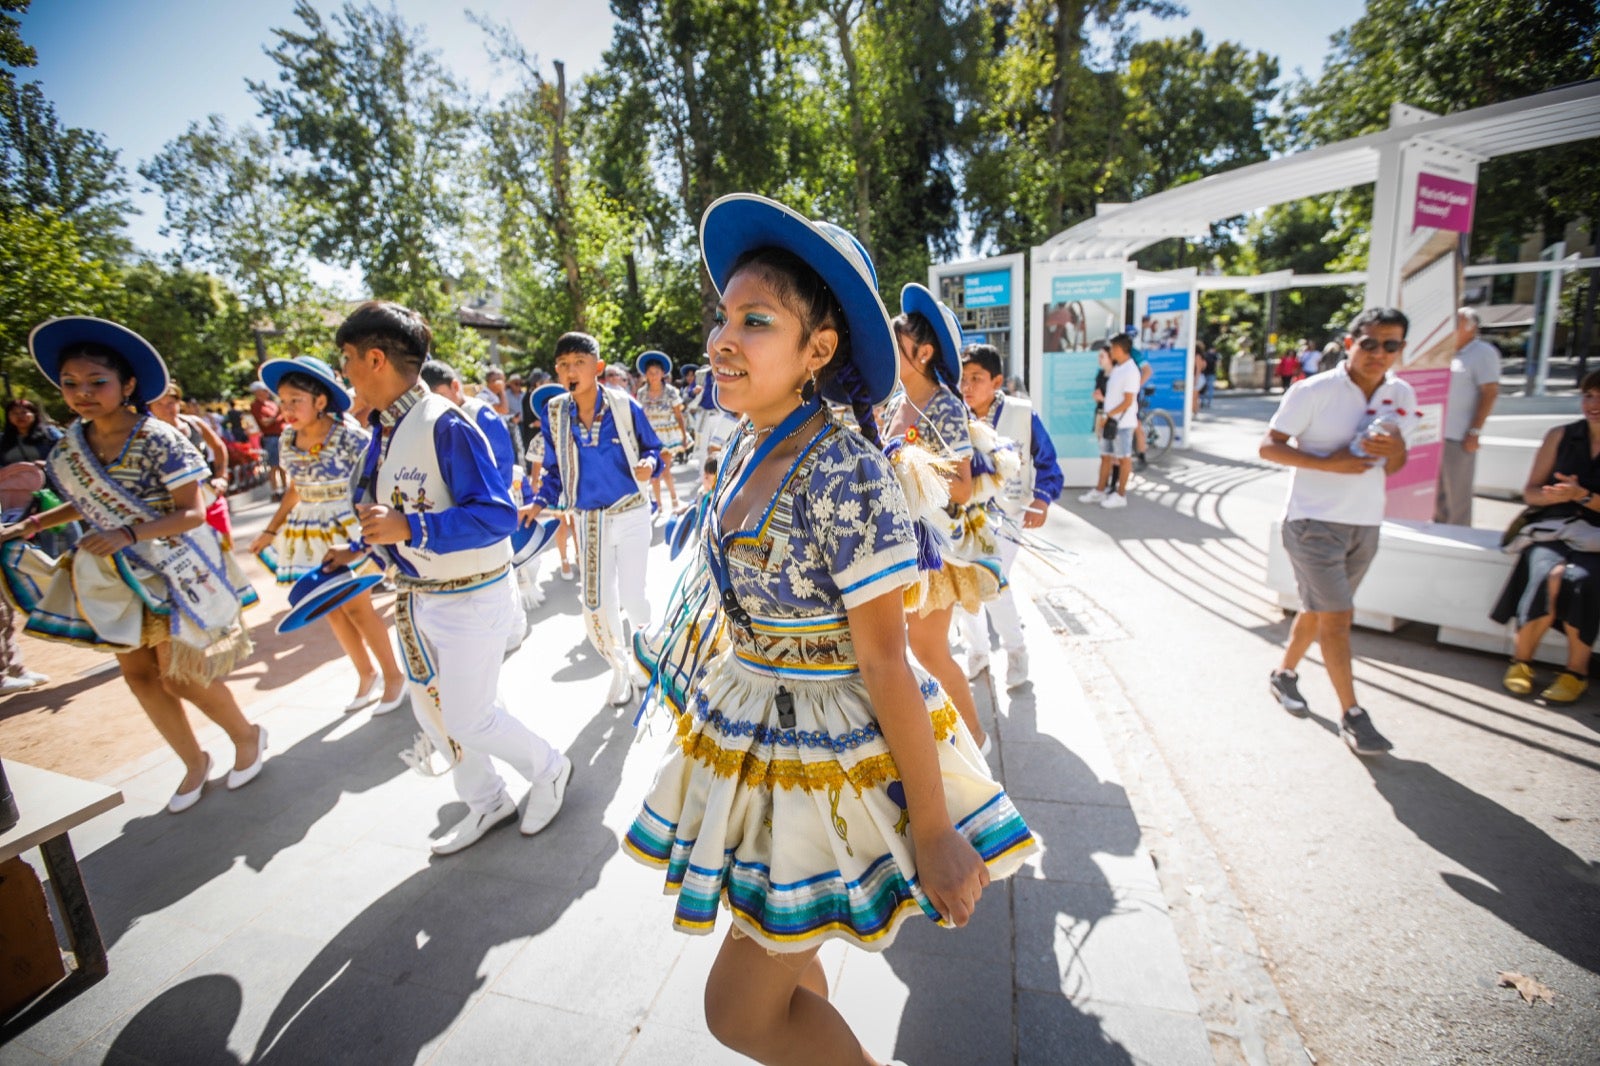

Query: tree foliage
left=248, top=1, right=474, bottom=335
left=114, top=262, right=255, bottom=401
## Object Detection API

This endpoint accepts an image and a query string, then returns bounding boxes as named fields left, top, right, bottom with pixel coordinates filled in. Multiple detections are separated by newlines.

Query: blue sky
left=18, top=0, right=1365, bottom=264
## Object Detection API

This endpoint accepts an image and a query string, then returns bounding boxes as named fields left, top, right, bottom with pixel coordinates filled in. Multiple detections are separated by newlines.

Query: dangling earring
left=800, top=373, right=817, bottom=403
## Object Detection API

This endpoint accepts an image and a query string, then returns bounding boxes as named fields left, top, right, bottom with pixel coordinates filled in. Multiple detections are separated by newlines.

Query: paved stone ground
left=2, top=471, right=1219, bottom=1065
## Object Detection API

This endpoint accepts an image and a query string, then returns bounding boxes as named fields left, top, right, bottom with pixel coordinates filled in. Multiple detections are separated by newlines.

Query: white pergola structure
left=1035, top=80, right=1600, bottom=300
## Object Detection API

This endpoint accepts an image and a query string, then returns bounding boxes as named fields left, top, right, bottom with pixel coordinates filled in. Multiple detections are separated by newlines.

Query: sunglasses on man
left=1353, top=336, right=1406, bottom=353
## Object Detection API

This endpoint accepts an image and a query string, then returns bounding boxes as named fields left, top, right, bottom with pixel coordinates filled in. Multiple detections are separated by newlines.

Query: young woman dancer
left=881, top=285, right=1002, bottom=752
left=0, top=317, right=263, bottom=813
left=635, top=350, right=690, bottom=513
left=627, top=195, right=1034, bottom=1065
left=249, top=356, right=405, bottom=715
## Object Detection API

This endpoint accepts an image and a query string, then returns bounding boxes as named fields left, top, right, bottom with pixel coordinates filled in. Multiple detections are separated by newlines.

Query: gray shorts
left=1282, top=519, right=1379, bottom=613
left=1100, top=427, right=1134, bottom=458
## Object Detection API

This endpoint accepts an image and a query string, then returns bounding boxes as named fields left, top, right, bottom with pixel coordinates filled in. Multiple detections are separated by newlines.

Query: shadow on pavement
left=882, top=679, right=1137, bottom=1064
left=106, top=975, right=244, bottom=1065
left=82, top=711, right=414, bottom=951
left=242, top=699, right=634, bottom=1063
left=1361, top=754, right=1600, bottom=976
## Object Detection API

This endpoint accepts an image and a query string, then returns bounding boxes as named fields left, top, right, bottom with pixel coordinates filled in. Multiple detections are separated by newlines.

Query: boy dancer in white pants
left=334, top=301, right=570, bottom=856
left=521, top=332, right=664, bottom=706
left=958, top=343, right=1065, bottom=689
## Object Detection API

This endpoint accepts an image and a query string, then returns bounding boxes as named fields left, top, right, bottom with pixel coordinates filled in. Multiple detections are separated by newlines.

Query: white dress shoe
left=432, top=793, right=517, bottom=855
left=1004, top=648, right=1029, bottom=689
left=227, top=726, right=268, bottom=790
left=559, top=561, right=575, bottom=581
left=343, top=676, right=382, bottom=713
left=14, top=668, right=48, bottom=688
left=979, top=734, right=993, bottom=757
left=168, top=754, right=213, bottom=814
left=521, top=754, right=572, bottom=836
left=372, top=685, right=409, bottom=716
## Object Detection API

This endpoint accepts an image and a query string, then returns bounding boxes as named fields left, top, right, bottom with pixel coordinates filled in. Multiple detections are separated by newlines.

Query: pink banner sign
left=1413, top=173, right=1476, bottom=233
left=1385, top=367, right=1451, bottom=520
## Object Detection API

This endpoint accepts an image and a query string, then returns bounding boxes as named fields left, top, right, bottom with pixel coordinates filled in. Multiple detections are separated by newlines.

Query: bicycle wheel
left=1143, top=410, right=1176, bottom=462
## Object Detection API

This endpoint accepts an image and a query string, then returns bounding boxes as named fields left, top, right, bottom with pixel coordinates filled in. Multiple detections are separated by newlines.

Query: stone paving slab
left=5, top=510, right=1214, bottom=1064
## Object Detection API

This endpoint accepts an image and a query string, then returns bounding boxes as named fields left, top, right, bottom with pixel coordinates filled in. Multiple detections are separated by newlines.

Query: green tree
left=140, top=116, right=327, bottom=354
left=0, top=208, right=116, bottom=401
left=114, top=262, right=255, bottom=401
left=963, top=0, right=1181, bottom=254
left=1293, top=0, right=1600, bottom=252
left=248, top=1, right=474, bottom=345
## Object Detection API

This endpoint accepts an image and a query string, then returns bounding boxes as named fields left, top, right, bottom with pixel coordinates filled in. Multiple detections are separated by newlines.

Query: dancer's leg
left=703, top=930, right=875, bottom=1066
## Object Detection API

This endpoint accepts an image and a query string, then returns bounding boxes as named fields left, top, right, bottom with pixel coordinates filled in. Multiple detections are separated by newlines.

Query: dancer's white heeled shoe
left=168, top=754, right=212, bottom=814
left=227, top=726, right=268, bottom=790
left=343, top=676, right=382, bottom=713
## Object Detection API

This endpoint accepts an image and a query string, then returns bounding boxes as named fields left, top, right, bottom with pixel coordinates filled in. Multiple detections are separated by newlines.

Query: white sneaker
left=0, top=675, right=36, bottom=696
left=1005, top=647, right=1029, bottom=689
left=1077, top=489, right=1106, bottom=504
left=521, top=754, right=572, bottom=835
left=606, top=666, right=634, bottom=707
left=966, top=652, right=990, bottom=681
left=1101, top=493, right=1128, bottom=509
left=14, top=668, right=48, bottom=688
left=432, top=792, right=517, bottom=855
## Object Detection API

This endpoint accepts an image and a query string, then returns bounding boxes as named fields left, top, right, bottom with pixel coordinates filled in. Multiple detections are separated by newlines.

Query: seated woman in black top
left=1492, top=372, right=1600, bottom=702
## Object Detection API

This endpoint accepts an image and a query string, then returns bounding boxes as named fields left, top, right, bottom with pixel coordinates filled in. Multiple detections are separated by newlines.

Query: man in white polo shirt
left=1260, top=308, right=1413, bottom=756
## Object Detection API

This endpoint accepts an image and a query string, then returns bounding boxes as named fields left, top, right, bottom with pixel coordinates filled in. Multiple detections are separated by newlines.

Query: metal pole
left=1534, top=243, right=1566, bottom=396
left=1576, top=267, right=1597, bottom=386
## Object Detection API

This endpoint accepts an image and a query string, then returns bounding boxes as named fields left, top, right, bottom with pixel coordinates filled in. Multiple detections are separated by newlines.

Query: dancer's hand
left=0, top=523, right=24, bottom=543
left=248, top=531, right=274, bottom=555
left=632, top=459, right=655, bottom=481
left=80, top=527, right=132, bottom=557
left=355, top=504, right=410, bottom=545
left=1023, top=500, right=1048, bottom=529
left=518, top=503, right=544, bottom=527
left=915, top=825, right=990, bottom=928
left=321, top=547, right=358, bottom=570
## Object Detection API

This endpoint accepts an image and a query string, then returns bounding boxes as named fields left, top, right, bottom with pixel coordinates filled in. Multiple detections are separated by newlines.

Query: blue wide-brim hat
left=260, top=355, right=352, bottom=413
left=635, top=350, right=672, bottom=377
left=276, top=565, right=384, bottom=634
left=664, top=507, right=700, bottom=561
left=900, top=284, right=962, bottom=388
left=29, top=317, right=170, bottom=404
left=699, top=194, right=897, bottom=407
left=511, top=517, right=560, bottom=566
left=529, top=384, right=565, bottom=420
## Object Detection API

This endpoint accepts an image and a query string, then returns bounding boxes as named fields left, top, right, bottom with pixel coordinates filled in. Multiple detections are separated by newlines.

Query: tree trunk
left=1045, top=0, right=1084, bottom=235
left=548, top=60, right=586, bottom=330
left=832, top=2, right=872, bottom=254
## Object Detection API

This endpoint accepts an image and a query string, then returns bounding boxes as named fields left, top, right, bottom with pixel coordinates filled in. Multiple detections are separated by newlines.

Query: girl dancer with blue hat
left=0, top=317, right=264, bottom=813
left=250, top=356, right=406, bottom=715
left=635, top=350, right=690, bottom=515
left=882, top=284, right=1004, bottom=752
left=627, top=195, right=1035, bottom=1065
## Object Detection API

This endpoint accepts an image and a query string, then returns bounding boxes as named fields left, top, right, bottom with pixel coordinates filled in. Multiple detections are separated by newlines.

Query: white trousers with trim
left=412, top=577, right=560, bottom=813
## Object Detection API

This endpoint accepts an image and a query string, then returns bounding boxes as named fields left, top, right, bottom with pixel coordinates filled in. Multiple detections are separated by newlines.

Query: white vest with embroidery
left=993, top=395, right=1036, bottom=513
left=376, top=392, right=511, bottom=581
left=548, top=385, right=641, bottom=510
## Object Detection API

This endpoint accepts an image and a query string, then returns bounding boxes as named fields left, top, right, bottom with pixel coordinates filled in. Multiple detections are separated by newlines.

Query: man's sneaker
left=966, top=652, right=990, bottom=681
left=1269, top=669, right=1309, bottom=717
left=521, top=754, right=572, bottom=835
left=1136, top=452, right=1149, bottom=469
left=431, top=793, right=517, bottom=855
left=1340, top=708, right=1393, bottom=756
left=1077, top=489, right=1106, bottom=504
left=1101, top=494, right=1128, bottom=509
left=14, top=668, right=48, bottom=688
left=0, top=675, right=36, bottom=696
left=1005, top=647, right=1029, bottom=689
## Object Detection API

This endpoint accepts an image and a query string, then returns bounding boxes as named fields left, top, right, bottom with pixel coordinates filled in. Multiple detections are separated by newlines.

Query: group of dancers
left=2, top=193, right=1066, bottom=1065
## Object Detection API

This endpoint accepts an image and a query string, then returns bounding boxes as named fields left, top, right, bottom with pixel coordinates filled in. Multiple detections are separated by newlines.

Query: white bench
left=1265, top=518, right=1574, bottom=664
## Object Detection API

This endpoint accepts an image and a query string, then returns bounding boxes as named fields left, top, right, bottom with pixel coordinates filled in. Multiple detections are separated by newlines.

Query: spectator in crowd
left=1079, top=333, right=1140, bottom=509
left=1435, top=307, right=1501, bottom=526
left=1198, top=340, right=1219, bottom=409
left=1276, top=346, right=1301, bottom=393
left=1261, top=308, right=1413, bottom=756
left=0, top=399, right=63, bottom=466
left=248, top=380, right=287, bottom=500
left=1300, top=339, right=1323, bottom=377
left=1491, top=371, right=1600, bottom=703
left=1320, top=340, right=1343, bottom=375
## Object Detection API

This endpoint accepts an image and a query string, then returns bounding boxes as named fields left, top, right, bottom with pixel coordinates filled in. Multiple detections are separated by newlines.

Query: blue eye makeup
left=745, top=313, right=774, bottom=327
left=712, top=311, right=727, bottom=326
